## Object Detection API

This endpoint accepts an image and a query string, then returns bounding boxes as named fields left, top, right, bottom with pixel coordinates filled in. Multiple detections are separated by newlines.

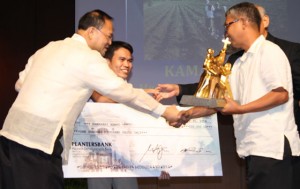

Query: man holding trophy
left=156, top=2, right=300, bottom=189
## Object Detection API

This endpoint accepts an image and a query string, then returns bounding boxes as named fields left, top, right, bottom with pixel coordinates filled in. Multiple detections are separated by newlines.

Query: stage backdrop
left=75, top=0, right=300, bottom=105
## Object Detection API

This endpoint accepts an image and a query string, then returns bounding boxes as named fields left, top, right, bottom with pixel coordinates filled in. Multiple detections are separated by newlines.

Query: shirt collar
left=240, top=35, right=265, bottom=62
left=71, top=33, right=89, bottom=46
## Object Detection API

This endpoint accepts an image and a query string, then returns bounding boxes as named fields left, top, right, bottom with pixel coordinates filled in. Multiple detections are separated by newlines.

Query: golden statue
left=194, top=38, right=233, bottom=99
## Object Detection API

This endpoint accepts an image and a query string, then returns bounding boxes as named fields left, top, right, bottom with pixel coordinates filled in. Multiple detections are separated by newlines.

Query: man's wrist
left=152, top=104, right=167, bottom=118
left=177, top=84, right=182, bottom=96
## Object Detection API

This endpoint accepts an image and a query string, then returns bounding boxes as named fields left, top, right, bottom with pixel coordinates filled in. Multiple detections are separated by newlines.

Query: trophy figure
left=180, top=38, right=233, bottom=108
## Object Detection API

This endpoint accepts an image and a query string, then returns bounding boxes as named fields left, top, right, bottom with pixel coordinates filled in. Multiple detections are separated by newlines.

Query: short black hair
left=104, top=41, right=133, bottom=61
left=226, top=2, right=261, bottom=31
left=78, top=9, right=113, bottom=30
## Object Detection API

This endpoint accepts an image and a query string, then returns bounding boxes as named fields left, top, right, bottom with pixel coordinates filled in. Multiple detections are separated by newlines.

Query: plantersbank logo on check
left=63, top=103, right=222, bottom=178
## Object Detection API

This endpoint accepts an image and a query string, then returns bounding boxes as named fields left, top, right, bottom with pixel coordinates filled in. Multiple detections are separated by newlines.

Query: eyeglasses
left=224, top=19, right=240, bottom=31
left=97, top=28, right=113, bottom=41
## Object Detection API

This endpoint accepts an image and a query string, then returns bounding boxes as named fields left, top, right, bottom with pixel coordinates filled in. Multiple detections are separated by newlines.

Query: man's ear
left=86, top=27, right=98, bottom=40
left=262, top=15, right=270, bottom=29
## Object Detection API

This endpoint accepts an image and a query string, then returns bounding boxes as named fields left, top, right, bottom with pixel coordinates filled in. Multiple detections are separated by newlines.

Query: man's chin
left=119, top=74, right=128, bottom=80
left=100, top=49, right=107, bottom=56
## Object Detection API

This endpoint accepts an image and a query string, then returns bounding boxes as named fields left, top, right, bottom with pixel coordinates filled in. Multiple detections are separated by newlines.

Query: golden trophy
left=180, top=38, right=233, bottom=107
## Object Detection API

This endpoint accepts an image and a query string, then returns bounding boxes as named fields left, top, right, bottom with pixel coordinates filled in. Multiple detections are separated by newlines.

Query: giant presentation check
left=63, top=103, right=222, bottom=177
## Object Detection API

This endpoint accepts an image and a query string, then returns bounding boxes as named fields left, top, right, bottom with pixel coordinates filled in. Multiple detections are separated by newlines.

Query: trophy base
left=180, top=95, right=226, bottom=108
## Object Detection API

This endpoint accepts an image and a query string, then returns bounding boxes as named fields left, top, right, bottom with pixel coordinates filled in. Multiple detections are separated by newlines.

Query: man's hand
left=162, top=105, right=185, bottom=128
left=219, top=96, right=242, bottom=115
left=159, top=171, right=170, bottom=180
left=155, top=84, right=180, bottom=101
left=169, top=106, right=217, bottom=127
left=144, top=88, right=160, bottom=100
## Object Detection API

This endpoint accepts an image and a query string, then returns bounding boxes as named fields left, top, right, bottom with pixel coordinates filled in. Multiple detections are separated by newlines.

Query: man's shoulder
left=267, top=33, right=300, bottom=52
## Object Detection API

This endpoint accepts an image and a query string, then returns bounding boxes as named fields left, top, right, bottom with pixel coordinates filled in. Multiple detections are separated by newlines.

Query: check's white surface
left=63, top=103, right=222, bottom=177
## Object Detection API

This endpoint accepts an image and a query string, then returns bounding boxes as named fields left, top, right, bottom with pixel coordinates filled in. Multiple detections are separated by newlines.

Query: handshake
left=161, top=105, right=216, bottom=128
left=146, top=84, right=217, bottom=128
